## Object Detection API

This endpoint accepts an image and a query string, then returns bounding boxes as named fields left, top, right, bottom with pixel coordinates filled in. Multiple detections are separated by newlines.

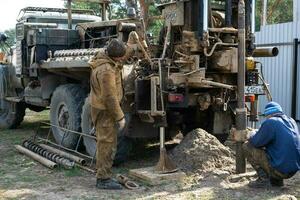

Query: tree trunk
left=139, top=0, right=150, bottom=29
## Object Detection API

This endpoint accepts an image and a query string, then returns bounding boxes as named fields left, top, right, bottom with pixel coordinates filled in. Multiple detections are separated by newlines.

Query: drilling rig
left=0, top=0, right=278, bottom=172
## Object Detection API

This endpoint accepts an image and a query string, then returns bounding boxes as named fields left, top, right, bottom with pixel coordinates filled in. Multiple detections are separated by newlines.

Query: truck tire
left=50, top=84, right=87, bottom=149
left=81, top=97, right=133, bottom=165
left=0, top=99, right=25, bottom=129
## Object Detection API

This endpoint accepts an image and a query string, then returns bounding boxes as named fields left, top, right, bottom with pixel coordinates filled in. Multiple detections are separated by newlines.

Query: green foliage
left=4, top=29, right=16, bottom=47
left=266, top=0, right=293, bottom=25
left=148, top=19, right=164, bottom=42
left=0, top=28, right=16, bottom=52
left=67, top=0, right=164, bottom=41
left=66, top=0, right=127, bottom=19
left=68, top=1, right=101, bottom=16
left=110, top=0, right=127, bottom=19
left=146, top=2, right=164, bottom=42
left=255, top=0, right=293, bottom=32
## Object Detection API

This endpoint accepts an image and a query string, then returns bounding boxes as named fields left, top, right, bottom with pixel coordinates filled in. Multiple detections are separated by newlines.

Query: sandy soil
left=0, top=110, right=299, bottom=200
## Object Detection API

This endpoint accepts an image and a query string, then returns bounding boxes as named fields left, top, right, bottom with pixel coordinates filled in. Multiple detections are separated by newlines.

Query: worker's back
left=250, top=114, right=300, bottom=174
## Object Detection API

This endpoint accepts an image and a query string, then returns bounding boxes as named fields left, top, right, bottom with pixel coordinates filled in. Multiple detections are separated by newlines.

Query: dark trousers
left=242, top=142, right=295, bottom=180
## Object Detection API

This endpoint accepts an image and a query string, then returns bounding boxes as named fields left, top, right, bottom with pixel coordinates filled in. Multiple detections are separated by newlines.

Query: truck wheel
left=50, top=84, right=87, bottom=149
left=81, top=97, right=133, bottom=165
left=0, top=99, right=25, bottom=129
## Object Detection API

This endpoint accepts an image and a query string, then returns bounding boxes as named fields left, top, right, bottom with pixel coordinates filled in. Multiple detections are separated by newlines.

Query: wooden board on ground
left=129, top=167, right=186, bottom=186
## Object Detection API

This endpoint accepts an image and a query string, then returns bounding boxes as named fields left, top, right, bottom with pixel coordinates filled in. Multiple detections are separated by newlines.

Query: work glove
left=116, top=117, right=126, bottom=132
left=230, top=127, right=257, bottom=142
left=116, top=114, right=131, bottom=136
left=89, top=126, right=96, bottom=136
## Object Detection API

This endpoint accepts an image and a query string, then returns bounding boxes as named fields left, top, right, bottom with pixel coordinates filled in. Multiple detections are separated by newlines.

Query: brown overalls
left=89, top=52, right=124, bottom=179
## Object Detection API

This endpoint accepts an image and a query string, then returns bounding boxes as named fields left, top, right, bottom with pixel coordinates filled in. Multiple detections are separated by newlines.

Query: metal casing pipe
left=251, top=0, right=256, bottom=33
left=15, top=145, right=57, bottom=169
left=23, top=140, right=75, bottom=169
left=252, top=47, right=279, bottom=57
left=67, top=0, right=72, bottom=29
left=225, top=0, right=232, bottom=27
left=40, top=144, right=86, bottom=165
left=198, top=0, right=208, bottom=40
left=236, top=0, right=247, bottom=174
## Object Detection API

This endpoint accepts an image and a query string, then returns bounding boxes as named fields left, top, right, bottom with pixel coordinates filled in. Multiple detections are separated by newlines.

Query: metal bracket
left=150, top=77, right=165, bottom=117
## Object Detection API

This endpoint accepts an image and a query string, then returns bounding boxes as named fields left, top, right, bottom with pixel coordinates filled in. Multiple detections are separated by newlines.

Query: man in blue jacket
left=243, top=101, right=300, bottom=188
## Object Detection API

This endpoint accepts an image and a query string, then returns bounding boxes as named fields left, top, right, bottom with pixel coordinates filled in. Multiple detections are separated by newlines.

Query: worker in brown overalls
left=89, top=39, right=127, bottom=190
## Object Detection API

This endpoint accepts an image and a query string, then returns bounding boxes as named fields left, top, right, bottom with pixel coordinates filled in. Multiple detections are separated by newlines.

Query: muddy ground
left=0, top=110, right=299, bottom=200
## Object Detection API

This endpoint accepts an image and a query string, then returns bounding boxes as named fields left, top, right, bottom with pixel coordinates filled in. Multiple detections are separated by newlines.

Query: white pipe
left=203, top=0, right=208, bottom=32
left=262, top=0, right=267, bottom=26
left=251, top=0, right=256, bottom=32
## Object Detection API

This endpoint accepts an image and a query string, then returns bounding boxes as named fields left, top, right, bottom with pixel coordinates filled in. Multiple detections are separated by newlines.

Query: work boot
left=270, top=177, right=284, bottom=187
left=248, top=177, right=270, bottom=188
left=256, top=168, right=268, bottom=179
left=96, top=178, right=123, bottom=190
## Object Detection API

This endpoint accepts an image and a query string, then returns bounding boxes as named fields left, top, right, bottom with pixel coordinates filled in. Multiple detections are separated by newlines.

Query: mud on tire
left=50, top=84, right=87, bottom=149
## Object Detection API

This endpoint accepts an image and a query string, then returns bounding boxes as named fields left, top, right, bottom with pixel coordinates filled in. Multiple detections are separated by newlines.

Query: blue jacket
left=249, top=114, right=300, bottom=174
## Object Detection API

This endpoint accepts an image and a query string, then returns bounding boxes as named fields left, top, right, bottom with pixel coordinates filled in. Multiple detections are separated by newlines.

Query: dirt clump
left=170, top=128, right=234, bottom=174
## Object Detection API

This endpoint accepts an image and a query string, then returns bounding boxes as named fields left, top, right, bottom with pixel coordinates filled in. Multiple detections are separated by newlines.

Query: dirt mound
left=170, top=129, right=234, bottom=173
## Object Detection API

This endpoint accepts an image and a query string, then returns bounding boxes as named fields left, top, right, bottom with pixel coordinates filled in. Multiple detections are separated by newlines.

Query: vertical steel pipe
left=67, top=0, right=72, bottom=29
left=198, top=0, right=204, bottom=40
left=236, top=0, right=247, bottom=174
left=203, top=0, right=208, bottom=32
left=291, top=38, right=299, bottom=120
left=251, top=0, right=256, bottom=33
left=225, top=0, right=232, bottom=27
left=102, top=3, right=107, bottom=21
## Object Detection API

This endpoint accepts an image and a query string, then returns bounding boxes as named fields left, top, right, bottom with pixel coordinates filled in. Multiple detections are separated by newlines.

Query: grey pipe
left=225, top=0, right=232, bottom=27
left=252, top=47, right=279, bottom=57
left=15, top=145, right=57, bottom=169
left=67, top=0, right=72, bottom=29
left=40, top=144, right=86, bottom=165
left=23, top=140, right=75, bottom=169
left=201, top=79, right=235, bottom=90
left=236, top=0, right=247, bottom=174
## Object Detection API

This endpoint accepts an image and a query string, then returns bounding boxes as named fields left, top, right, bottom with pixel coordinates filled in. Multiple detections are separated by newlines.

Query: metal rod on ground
left=76, top=164, right=96, bottom=174
left=37, top=137, right=94, bottom=160
left=23, top=140, right=75, bottom=169
left=236, top=0, right=247, bottom=174
left=15, top=145, right=57, bottom=169
left=40, top=144, right=86, bottom=165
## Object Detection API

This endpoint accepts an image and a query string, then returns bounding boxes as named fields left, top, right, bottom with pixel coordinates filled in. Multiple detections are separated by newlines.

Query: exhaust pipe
left=252, top=47, right=279, bottom=57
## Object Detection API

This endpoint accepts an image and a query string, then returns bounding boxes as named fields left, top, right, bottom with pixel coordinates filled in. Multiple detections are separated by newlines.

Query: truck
left=0, top=1, right=277, bottom=170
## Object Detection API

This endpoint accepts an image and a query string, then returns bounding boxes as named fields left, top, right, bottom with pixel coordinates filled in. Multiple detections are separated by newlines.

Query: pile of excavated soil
left=170, top=128, right=234, bottom=173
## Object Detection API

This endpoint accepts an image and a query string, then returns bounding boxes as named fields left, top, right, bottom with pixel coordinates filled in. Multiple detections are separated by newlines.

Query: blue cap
left=264, top=101, right=283, bottom=116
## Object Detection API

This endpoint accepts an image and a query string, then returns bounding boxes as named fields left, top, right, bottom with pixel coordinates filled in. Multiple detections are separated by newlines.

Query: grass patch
left=61, top=166, right=83, bottom=177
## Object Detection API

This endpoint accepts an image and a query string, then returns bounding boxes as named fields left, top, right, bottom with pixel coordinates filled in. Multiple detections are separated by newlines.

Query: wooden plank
left=129, top=167, right=186, bottom=186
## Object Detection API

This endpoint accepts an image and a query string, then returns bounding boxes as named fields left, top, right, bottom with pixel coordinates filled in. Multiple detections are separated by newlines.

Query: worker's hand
left=116, top=117, right=126, bottom=133
left=89, top=126, right=96, bottom=136
left=116, top=114, right=131, bottom=136
left=230, top=128, right=250, bottom=142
